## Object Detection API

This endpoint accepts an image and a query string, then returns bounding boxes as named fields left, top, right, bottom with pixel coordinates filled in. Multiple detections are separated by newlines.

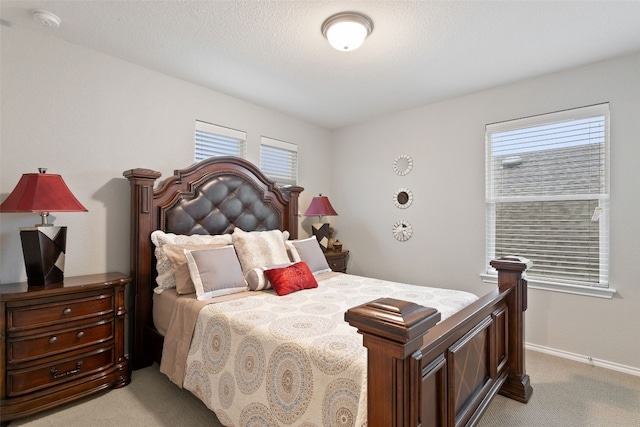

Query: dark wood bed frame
left=125, top=156, right=532, bottom=427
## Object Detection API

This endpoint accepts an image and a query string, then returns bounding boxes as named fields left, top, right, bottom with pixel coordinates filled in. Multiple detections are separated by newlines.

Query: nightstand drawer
left=327, top=257, right=346, bottom=271
left=8, top=292, right=113, bottom=331
left=7, top=347, right=115, bottom=397
left=8, top=321, right=114, bottom=364
left=324, top=250, right=349, bottom=273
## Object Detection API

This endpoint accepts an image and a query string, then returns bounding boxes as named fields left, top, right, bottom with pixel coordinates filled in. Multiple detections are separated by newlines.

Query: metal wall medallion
left=393, top=154, right=413, bottom=176
left=393, top=220, right=413, bottom=242
left=394, top=188, right=413, bottom=209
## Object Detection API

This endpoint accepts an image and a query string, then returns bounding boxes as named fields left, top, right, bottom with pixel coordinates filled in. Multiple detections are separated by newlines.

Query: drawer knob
left=49, top=336, right=58, bottom=344
left=63, top=308, right=72, bottom=315
left=77, top=331, right=85, bottom=339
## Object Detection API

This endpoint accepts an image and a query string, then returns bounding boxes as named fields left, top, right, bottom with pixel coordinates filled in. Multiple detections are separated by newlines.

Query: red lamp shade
left=0, top=172, right=87, bottom=214
left=304, top=195, right=338, bottom=217
left=0, top=170, right=87, bottom=286
left=304, top=195, right=337, bottom=253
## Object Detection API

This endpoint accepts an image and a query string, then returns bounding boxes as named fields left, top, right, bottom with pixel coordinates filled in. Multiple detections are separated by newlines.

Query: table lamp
left=304, top=194, right=338, bottom=252
left=0, top=168, right=87, bottom=286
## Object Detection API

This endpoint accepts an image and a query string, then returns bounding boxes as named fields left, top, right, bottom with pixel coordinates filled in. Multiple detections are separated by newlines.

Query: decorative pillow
left=263, top=262, right=318, bottom=296
left=232, top=228, right=291, bottom=274
left=286, top=237, right=332, bottom=275
left=184, top=246, right=247, bottom=301
left=246, top=263, right=294, bottom=291
left=150, top=230, right=233, bottom=294
left=162, top=244, right=228, bottom=295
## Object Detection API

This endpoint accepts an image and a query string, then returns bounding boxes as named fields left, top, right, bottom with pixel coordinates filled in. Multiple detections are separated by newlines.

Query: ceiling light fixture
left=32, top=9, right=61, bottom=28
left=321, top=12, right=373, bottom=52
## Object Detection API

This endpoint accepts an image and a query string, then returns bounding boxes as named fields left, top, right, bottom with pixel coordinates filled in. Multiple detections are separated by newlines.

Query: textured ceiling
left=2, top=1, right=640, bottom=129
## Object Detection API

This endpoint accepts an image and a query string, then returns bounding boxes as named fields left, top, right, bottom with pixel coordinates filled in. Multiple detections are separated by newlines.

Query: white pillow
left=286, top=237, right=332, bottom=275
left=150, top=230, right=233, bottom=293
left=184, top=246, right=247, bottom=301
left=231, top=228, right=291, bottom=275
left=246, top=263, right=294, bottom=291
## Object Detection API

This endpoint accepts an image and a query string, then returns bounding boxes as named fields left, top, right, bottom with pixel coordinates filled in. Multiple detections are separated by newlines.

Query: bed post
left=123, top=168, right=161, bottom=369
left=490, top=256, right=533, bottom=403
left=345, top=298, right=441, bottom=426
left=280, top=186, right=303, bottom=239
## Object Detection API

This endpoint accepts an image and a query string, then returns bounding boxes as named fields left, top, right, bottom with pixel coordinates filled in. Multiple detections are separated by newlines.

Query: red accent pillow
left=264, top=262, right=318, bottom=296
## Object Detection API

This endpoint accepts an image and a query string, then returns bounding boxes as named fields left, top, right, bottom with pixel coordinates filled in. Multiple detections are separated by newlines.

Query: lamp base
left=19, top=226, right=67, bottom=286
left=311, top=222, right=330, bottom=253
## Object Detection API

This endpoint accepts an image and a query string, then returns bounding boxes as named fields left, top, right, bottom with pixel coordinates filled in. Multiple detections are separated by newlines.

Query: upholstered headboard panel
left=163, top=175, right=284, bottom=235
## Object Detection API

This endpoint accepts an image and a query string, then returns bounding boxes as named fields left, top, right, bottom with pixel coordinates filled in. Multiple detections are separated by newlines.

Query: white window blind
left=260, top=137, right=298, bottom=186
left=195, top=121, right=246, bottom=162
left=485, top=103, right=609, bottom=289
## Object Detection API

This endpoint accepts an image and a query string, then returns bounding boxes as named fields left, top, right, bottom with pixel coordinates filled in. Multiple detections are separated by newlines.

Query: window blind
left=195, top=121, right=246, bottom=162
left=486, top=103, right=609, bottom=287
left=260, top=137, right=298, bottom=186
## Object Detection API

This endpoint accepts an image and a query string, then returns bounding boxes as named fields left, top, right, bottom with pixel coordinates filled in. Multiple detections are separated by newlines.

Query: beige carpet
left=477, top=351, right=640, bottom=427
left=9, top=350, right=640, bottom=427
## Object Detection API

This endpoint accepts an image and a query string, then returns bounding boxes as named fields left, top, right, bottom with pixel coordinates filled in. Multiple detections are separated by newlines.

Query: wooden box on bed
left=125, top=156, right=531, bottom=427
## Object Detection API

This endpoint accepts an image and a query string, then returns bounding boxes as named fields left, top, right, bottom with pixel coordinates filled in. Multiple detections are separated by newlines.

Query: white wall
left=330, top=52, right=640, bottom=370
left=0, top=27, right=331, bottom=283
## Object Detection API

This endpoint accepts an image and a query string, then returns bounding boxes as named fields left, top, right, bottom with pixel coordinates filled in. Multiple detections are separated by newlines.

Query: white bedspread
left=182, top=273, right=478, bottom=426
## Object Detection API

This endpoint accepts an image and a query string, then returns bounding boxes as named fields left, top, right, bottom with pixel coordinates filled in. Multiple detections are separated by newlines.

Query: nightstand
left=325, top=250, right=349, bottom=273
left=0, top=273, right=131, bottom=425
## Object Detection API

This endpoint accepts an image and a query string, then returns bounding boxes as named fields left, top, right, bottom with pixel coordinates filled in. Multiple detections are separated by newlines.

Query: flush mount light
left=321, top=12, right=373, bottom=51
left=32, top=9, right=61, bottom=28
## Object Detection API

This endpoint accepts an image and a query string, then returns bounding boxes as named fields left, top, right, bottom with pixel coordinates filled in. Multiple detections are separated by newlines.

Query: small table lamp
left=304, top=194, right=338, bottom=252
left=0, top=168, right=87, bottom=286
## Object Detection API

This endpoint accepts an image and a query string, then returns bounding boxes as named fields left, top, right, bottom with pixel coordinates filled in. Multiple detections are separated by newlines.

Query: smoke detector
left=32, top=10, right=61, bottom=28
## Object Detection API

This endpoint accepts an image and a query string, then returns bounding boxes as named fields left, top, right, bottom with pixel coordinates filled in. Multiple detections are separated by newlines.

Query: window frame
left=482, top=103, right=615, bottom=299
left=259, top=137, right=298, bottom=187
left=194, top=120, right=246, bottom=162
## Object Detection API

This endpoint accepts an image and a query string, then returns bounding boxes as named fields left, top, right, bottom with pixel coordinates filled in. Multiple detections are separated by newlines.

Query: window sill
left=480, top=273, right=617, bottom=299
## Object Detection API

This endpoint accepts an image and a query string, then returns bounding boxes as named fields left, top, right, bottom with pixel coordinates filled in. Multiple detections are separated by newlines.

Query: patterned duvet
left=182, top=273, right=478, bottom=426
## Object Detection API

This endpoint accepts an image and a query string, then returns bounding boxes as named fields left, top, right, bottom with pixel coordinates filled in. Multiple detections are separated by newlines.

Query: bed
left=124, top=156, right=532, bottom=427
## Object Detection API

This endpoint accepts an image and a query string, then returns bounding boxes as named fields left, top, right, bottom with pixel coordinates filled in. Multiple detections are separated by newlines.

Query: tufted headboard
left=124, top=156, right=303, bottom=368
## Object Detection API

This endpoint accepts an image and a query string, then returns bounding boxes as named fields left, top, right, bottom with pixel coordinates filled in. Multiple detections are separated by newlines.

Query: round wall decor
left=392, top=220, right=413, bottom=242
left=393, top=188, right=413, bottom=209
left=393, top=154, right=413, bottom=176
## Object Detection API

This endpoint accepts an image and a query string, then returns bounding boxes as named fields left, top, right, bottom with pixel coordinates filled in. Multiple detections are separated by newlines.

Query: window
left=260, top=137, right=298, bottom=186
left=195, top=120, right=246, bottom=162
left=485, top=104, right=612, bottom=297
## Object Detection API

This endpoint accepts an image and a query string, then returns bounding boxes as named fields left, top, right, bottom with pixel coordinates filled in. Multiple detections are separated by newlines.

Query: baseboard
left=526, top=343, right=640, bottom=377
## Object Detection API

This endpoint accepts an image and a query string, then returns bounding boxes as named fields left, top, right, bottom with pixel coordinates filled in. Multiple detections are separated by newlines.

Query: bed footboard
left=346, top=257, right=532, bottom=427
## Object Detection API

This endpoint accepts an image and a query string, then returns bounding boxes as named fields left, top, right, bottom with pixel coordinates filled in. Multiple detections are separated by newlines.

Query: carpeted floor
left=8, top=350, right=640, bottom=426
left=477, top=351, right=640, bottom=427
